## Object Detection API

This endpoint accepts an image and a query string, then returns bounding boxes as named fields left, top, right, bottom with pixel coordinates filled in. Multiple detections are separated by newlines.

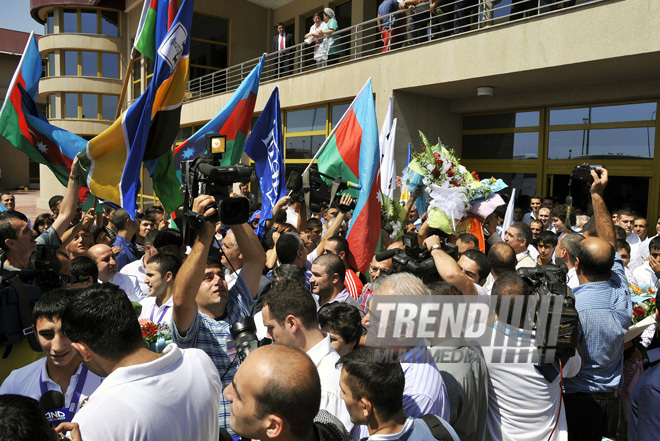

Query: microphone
left=40, top=390, right=68, bottom=426
left=375, top=249, right=399, bottom=262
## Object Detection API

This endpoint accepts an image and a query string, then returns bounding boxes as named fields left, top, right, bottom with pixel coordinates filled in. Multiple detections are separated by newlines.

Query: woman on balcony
left=305, top=11, right=328, bottom=67
left=315, top=8, right=339, bottom=67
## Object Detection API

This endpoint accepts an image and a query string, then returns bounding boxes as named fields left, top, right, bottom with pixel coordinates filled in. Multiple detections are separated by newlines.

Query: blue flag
left=243, top=87, right=286, bottom=238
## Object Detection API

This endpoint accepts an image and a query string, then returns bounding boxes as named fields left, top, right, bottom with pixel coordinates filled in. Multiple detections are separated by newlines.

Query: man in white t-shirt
left=138, top=253, right=179, bottom=327
left=261, top=279, right=352, bottom=431
left=0, top=290, right=103, bottom=423
left=484, top=273, right=581, bottom=441
left=62, top=283, right=221, bottom=441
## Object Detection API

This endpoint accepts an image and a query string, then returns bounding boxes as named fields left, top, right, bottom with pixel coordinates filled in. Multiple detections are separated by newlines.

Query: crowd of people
left=0, top=165, right=658, bottom=441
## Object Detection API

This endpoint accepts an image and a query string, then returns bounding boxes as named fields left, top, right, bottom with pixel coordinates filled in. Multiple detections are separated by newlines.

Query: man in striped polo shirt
left=171, top=195, right=266, bottom=437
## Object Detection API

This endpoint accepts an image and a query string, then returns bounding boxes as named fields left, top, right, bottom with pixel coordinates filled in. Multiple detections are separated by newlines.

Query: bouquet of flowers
left=406, top=132, right=505, bottom=234
left=139, top=318, right=173, bottom=353
left=632, top=298, right=656, bottom=325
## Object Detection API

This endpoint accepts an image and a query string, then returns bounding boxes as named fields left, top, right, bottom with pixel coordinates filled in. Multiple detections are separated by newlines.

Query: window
left=81, top=51, right=97, bottom=76
left=101, top=53, right=119, bottom=79
left=282, top=102, right=349, bottom=160
left=64, top=51, right=78, bottom=76
left=133, top=56, right=143, bottom=98
left=547, top=102, right=656, bottom=160
left=63, top=9, right=77, bottom=33
left=61, top=51, right=120, bottom=79
left=81, top=10, right=97, bottom=34
left=81, top=94, right=97, bottom=119
left=47, top=53, right=56, bottom=77
left=189, top=13, right=229, bottom=81
left=45, top=13, right=54, bottom=35
left=102, top=95, right=119, bottom=120
left=56, top=9, right=119, bottom=35
left=48, top=95, right=57, bottom=119
left=65, top=93, right=78, bottom=118
left=461, top=111, right=540, bottom=160
left=101, top=11, right=119, bottom=37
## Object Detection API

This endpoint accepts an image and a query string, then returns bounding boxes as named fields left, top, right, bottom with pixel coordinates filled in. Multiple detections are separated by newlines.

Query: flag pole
left=0, top=32, right=34, bottom=118
left=298, top=77, right=373, bottom=178
left=115, top=48, right=139, bottom=120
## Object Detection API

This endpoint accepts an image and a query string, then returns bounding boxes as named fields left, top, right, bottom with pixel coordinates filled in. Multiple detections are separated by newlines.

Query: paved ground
left=11, top=189, right=46, bottom=221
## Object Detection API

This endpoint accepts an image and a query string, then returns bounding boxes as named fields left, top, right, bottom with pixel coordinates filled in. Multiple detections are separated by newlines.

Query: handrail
left=183, top=0, right=602, bottom=103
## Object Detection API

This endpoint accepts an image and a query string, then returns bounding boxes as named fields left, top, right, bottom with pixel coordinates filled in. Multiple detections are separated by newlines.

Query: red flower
left=472, top=171, right=480, bottom=181
left=139, top=318, right=158, bottom=338
left=450, top=181, right=459, bottom=187
left=432, top=168, right=440, bottom=179
left=433, top=152, right=440, bottom=159
left=421, top=146, right=426, bottom=151
left=651, top=298, right=656, bottom=303
left=633, top=306, right=646, bottom=318
left=447, top=170, right=455, bottom=177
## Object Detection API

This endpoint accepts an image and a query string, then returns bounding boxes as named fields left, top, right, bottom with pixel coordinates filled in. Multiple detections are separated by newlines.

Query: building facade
left=29, top=0, right=660, bottom=227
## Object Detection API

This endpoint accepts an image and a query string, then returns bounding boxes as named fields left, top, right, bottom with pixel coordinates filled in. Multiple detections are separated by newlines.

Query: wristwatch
left=429, top=244, right=441, bottom=251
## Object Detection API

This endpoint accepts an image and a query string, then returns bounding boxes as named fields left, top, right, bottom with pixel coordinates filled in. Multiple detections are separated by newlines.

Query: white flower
left=426, top=164, right=435, bottom=172
left=427, top=184, right=468, bottom=222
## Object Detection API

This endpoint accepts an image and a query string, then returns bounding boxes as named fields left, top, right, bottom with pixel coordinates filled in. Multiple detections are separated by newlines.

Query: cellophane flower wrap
left=407, top=132, right=502, bottom=234
left=139, top=318, right=173, bottom=353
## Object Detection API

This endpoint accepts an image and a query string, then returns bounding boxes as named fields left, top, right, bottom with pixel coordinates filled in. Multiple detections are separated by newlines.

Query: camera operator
left=423, top=235, right=478, bottom=296
left=562, top=167, right=632, bottom=441
left=482, top=273, right=582, bottom=441
left=171, top=194, right=266, bottom=437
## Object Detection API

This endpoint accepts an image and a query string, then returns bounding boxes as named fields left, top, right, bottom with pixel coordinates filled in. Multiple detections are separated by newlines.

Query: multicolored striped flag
left=317, top=79, right=381, bottom=273
left=0, top=32, right=86, bottom=186
left=77, top=0, right=191, bottom=216
left=173, top=55, right=265, bottom=172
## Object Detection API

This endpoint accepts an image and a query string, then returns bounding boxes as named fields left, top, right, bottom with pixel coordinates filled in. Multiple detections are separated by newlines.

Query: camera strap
left=7, top=274, right=42, bottom=352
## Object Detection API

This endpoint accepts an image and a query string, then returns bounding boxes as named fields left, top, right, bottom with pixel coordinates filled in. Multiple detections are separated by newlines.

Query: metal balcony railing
left=184, top=0, right=602, bottom=102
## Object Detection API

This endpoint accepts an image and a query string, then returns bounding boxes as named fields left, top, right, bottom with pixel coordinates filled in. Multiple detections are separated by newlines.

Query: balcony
left=184, top=0, right=608, bottom=103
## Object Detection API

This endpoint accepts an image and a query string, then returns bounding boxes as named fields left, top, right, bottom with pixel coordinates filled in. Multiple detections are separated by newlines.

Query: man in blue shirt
left=110, top=208, right=139, bottom=271
left=377, top=0, right=404, bottom=51
left=171, top=194, right=266, bottom=437
left=628, top=289, right=660, bottom=441
left=562, top=167, right=631, bottom=441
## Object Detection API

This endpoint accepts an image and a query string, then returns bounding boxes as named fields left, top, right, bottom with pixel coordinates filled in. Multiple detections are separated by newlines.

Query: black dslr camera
left=517, top=265, right=579, bottom=360
left=181, top=134, right=255, bottom=246
left=286, top=168, right=358, bottom=214
left=230, top=317, right=271, bottom=364
left=571, top=163, right=599, bottom=186
left=375, top=232, right=458, bottom=284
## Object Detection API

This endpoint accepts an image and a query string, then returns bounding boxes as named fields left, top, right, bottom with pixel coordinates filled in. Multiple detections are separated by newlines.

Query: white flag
left=379, top=97, right=397, bottom=200
left=501, top=188, right=518, bottom=234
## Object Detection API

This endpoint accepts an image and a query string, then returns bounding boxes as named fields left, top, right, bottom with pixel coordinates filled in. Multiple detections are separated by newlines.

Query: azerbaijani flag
left=0, top=32, right=86, bottom=186
left=78, top=0, right=191, bottom=216
left=134, top=0, right=158, bottom=60
left=317, top=79, right=380, bottom=273
left=173, top=55, right=265, bottom=172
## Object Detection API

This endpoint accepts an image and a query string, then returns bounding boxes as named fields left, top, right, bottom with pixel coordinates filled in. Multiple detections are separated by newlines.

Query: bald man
left=562, top=167, right=632, bottom=441
left=223, top=345, right=349, bottom=441
left=87, top=244, right=143, bottom=302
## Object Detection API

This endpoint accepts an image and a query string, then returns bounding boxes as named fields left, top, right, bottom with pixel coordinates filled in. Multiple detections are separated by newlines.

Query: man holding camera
left=562, top=167, right=631, bottom=441
left=171, top=194, right=266, bottom=437
left=0, top=157, right=81, bottom=271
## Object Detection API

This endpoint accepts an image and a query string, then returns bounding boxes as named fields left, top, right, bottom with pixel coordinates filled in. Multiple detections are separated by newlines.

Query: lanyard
left=150, top=304, right=171, bottom=324
left=40, top=365, right=89, bottom=420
